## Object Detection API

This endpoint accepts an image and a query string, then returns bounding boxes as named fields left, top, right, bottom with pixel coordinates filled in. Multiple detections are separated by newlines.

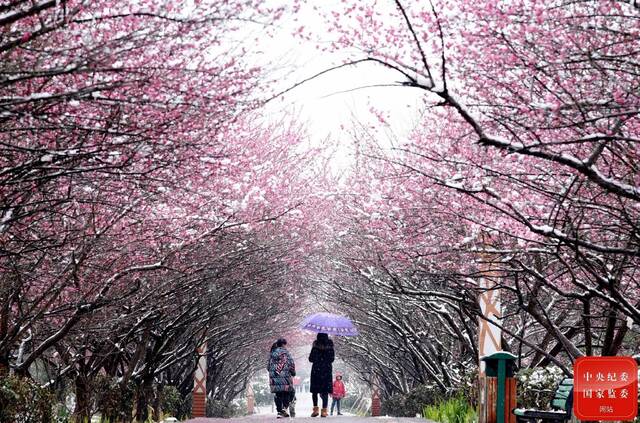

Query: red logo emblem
left=574, top=356, right=638, bottom=421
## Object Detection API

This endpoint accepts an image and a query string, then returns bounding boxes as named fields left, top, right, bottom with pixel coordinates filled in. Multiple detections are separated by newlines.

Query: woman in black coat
left=309, top=332, right=335, bottom=417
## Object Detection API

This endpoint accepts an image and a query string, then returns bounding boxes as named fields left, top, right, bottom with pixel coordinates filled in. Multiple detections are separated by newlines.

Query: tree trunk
left=73, top=374, right=92, bottom=422
left=152, top=382, right=164, bottom=421
left=135, top=374, right=154, bottom=422
left=0, top=355, right=8, bottom=376
left=608, top=320, right=628, bottom=356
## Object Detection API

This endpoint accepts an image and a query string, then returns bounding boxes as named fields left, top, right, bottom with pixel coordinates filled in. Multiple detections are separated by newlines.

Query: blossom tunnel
left=0, top=0, right=639, bottom=422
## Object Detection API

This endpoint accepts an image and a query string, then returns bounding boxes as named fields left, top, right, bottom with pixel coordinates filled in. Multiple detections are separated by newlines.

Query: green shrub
left=381, top=384, right=445, bottom=417
left=381, top=393, right=407, bottom=416
left=206, top=399, right=241, bottom=417
left=0, top=374, right=55, bottom=422
left=93, top=375, right=135, bottom=422
left=441, top=396, right=476, bottom=423
left=53, top=403, right=72, bottom=423
left=423, top=396, right=476, bottom=423
left=516, top=366, right=563, bottom=409
left=174, top=392, right=192, bottom=419
left=424, top=403, right=443, bottom=421
left=405, top=385, right=444, bottom=416
left=456, top=367, right=479, bottom=408
left=159, top=385, right=181, bottom=418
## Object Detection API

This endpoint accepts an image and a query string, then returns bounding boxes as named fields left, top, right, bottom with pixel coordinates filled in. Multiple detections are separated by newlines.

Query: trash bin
left=481, top=352, right=518, bottom=423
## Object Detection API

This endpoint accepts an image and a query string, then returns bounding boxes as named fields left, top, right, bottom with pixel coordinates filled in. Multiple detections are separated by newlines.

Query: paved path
left=183, top=392, right=429, bottom=423
left=184, top=417, right=428, bottom=423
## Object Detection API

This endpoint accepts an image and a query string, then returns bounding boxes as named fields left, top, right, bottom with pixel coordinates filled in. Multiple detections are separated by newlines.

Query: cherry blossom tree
left=1, top=2, right=332, bottom=421
left=290, top=1, right=640, bottom=397
left=2, top=0, right=265, bottom=369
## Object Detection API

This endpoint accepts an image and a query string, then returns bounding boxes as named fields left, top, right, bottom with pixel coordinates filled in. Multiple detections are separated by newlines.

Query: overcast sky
left=237, top=1, right=427, bottom=170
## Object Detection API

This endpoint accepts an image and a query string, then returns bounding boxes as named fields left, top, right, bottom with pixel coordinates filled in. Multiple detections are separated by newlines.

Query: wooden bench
left=513, top=378, right=573, bottom=423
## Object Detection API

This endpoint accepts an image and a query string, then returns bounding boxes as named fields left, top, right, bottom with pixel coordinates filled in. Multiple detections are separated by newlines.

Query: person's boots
left=321, top=408, right=329, bottom=418
left=278, top=409, right=290, bottom=418
left=311, top=406, right=320, bottom=417
left=289, top=399, right=296, bottom=418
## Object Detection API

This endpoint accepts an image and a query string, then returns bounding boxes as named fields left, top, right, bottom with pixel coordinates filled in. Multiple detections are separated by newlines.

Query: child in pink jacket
left=330, top=375, right=346, bottom=415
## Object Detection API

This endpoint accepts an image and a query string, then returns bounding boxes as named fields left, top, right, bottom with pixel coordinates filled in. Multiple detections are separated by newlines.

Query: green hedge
left=381, top=385, right=445, bottom=417
left=0, top=375, right=55, bottom=422
left=159, top=385, right=182, bottom=419
left=206, top=399, right=245, bottom=417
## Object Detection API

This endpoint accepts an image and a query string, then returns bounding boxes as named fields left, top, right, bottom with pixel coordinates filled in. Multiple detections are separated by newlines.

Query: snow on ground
left=183, top=417, right=429, bottom=423
left=183, top=393, right=430, bottom=423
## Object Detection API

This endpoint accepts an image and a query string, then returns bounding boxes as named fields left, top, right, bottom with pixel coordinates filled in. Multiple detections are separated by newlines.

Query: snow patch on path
left=184, top=418, right=430, bottom=423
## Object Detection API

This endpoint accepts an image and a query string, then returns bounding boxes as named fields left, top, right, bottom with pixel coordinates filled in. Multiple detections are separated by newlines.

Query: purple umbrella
left=301, top=312, right=359, bottom=336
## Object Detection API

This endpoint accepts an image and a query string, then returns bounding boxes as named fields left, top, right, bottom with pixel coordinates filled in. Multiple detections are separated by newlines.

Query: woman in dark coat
left=309, top=332, right=335, bottom=417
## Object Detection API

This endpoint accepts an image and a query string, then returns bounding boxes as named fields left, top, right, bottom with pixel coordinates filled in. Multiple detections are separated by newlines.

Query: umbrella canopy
left=301, top=312, right=359, bottom=336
